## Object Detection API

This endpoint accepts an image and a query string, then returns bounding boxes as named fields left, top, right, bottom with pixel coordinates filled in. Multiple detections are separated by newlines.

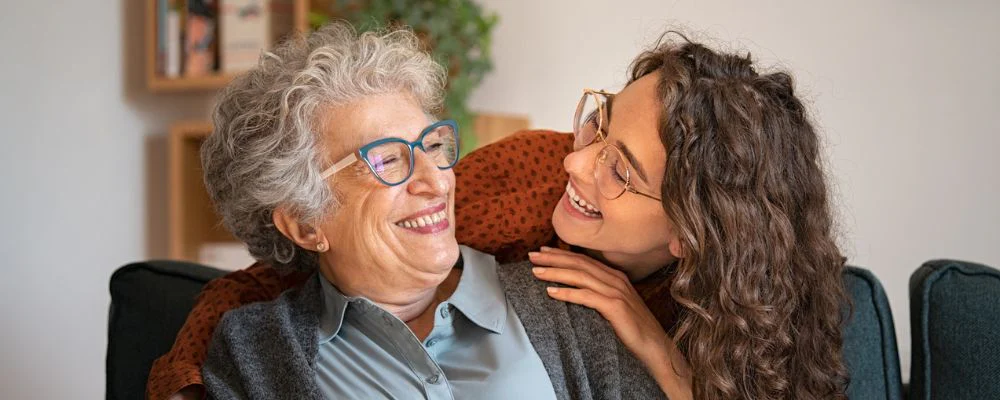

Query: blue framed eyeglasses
left=320, top=120, right=460, bottom=186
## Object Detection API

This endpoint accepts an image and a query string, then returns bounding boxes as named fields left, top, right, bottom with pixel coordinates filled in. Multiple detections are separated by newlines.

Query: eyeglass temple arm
left=628, top=187, right=662, bottom=202
left=321, top=153, right=360, bottom=179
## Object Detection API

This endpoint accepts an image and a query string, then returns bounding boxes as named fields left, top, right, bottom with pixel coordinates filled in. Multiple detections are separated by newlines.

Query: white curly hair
left=201, top=21, right=447, bottom=269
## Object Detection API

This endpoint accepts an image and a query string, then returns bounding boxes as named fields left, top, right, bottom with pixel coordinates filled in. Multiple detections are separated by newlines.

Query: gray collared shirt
left=314, top=246, right=557, bottom=399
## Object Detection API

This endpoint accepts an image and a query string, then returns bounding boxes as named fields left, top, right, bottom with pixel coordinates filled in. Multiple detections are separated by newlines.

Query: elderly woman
left=196, top=22, right=666, bottom=400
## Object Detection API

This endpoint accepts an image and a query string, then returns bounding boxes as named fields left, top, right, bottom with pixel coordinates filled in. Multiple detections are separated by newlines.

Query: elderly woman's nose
left=406, top=151, right=450, bottom=195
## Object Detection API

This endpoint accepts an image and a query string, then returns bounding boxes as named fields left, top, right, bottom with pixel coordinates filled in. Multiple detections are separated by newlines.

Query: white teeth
left=569, top=195, right=596, bottom=216
left=565, top=183, right=601, bottom=216
left=396, top=210, right=448, bottom=228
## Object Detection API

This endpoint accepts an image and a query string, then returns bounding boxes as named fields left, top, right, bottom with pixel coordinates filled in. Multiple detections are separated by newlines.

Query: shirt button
left=440, top=306, right=450, bottom=319
left=426, top=374, right=441, bottom=385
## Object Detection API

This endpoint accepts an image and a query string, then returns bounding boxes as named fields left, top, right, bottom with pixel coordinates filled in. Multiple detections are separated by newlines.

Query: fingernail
left=540, top=246, right=551, bottom=251
left=532, top=267, right=546, bottom=275
left=528, top=251, right=539, bottom=258
left=547, top=287, right=559, bottom=294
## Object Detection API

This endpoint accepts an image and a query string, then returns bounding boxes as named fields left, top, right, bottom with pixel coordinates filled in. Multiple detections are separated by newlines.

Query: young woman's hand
left=529, top=246, right=692, bottom=400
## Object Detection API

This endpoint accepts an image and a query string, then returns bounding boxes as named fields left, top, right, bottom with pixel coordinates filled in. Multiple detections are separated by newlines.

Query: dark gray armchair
left=106, top=261, right=225, bottom=400
left=909, top=259, right=1000, bottom=400
left=106, top=262, right=905, bottom=400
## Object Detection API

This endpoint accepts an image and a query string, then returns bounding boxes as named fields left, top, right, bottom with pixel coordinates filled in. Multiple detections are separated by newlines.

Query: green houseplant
left=311, top=0, right=499, bottom=154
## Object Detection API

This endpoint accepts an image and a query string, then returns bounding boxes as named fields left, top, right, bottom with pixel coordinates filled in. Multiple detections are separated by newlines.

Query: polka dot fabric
left=453, top=130, right=575, bottom=262
left=146, top=130, right=677, bottom=399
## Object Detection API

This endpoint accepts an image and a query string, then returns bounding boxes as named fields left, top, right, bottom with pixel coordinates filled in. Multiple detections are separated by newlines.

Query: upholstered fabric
left=109, top=261, right=909, bottom=400
left=909, top=259, right=1000, bottom=400
left=106, top=261, right=226, bottom=400
left=841, top=266, right=905, bottom=400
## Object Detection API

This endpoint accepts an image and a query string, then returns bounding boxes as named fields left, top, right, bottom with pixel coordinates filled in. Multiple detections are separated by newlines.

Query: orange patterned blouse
left=146, top=130, right=675, bottom=400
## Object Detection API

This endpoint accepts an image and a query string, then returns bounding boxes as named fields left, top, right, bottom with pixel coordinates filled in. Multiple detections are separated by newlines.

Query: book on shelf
left=219, top=0, right=295, bottom=74
left=219, top=0, right=269, bottom=73
left=154, top=0, right=297, bottom=81
left=156, top=0, right=165, bottom=75
left=163, top=0, right=183, bottom=78
left=184, top=0, right=218, bottom=77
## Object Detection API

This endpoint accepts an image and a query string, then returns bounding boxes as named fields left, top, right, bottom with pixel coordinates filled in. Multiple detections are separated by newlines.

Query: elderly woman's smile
left=312, top=92, right=460, bottom=300
left=395, top=202, right=450, bottom=232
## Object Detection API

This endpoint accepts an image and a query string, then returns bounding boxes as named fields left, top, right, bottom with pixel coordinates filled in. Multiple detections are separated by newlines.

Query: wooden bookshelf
left=154, top=1, right=531, bottom=264
left=150, top=74, right=240, bottom=92
left=168, top=114, right=528, bottom=263
left=168, top=122, right=235, bottom=261
left=146, top=0, right=310, bottom=93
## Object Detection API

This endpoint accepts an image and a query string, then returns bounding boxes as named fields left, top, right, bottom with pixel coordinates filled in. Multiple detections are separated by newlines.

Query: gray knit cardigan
left=202, top=261, right=666, bottom=400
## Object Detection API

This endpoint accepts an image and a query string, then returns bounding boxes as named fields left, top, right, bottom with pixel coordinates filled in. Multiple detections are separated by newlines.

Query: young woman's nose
left=563, top=144, right=598, bottom=186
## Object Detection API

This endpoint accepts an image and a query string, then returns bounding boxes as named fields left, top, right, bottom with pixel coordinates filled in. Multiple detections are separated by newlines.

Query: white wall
left=468, top=0, right=1000, bottom=380
left=0, top=1, right=212, bottom=398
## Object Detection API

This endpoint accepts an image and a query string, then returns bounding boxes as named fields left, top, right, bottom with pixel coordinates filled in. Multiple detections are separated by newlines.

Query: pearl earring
left=316, top=242, right=328, bottom=252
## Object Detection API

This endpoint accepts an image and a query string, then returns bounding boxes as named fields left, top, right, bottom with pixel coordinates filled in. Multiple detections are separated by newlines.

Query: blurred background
left=1, top=0, right=998, bottom=398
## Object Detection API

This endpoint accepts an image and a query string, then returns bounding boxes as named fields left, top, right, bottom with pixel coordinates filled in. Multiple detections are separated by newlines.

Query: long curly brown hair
left=630, top=34, right=849, bottom=399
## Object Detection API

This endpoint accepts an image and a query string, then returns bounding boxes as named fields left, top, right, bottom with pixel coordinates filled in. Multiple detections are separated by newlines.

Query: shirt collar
left=318, top=274, right=351, bottom=343
left=448, top=246, right=507, bottom=334
left=317, top=245, right=508, bottom=343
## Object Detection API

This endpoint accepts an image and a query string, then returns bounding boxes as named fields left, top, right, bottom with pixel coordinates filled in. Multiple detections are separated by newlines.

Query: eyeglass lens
left=364, top=124, right=458, bottom=185
left=596, top=145, right=631, bottom=199
left=574, top=93, right=605, bottom=150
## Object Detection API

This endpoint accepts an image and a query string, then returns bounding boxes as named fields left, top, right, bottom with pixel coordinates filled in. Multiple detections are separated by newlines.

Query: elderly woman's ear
left=273, top=207, right=328, bottom=253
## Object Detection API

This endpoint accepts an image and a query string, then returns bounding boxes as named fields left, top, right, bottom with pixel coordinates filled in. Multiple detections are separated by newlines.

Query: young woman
left=530, top=35, right=848, bottom=399
left=149, top=32, right=847, bottom=400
